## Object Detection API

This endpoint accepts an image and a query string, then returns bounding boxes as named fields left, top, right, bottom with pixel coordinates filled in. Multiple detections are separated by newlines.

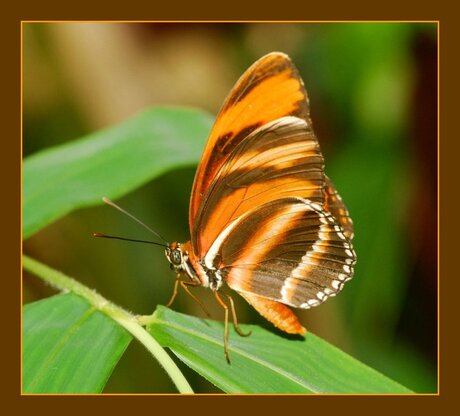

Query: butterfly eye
left=170, top=249, right=182, bottom=265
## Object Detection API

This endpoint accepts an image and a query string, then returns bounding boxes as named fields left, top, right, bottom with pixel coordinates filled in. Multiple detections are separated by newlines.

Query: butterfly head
left=165, top=242, right=188, bottom=273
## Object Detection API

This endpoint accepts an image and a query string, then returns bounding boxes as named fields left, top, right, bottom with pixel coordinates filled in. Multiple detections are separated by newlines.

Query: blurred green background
left=22, top=22, right=438, bottom=393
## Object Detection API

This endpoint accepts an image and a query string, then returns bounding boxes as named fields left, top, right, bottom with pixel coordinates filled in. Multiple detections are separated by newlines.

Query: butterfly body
left=163, top=52, right=356, bottom=361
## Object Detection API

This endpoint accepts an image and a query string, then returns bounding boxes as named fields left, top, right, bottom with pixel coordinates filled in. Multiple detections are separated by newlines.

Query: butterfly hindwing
left=205, top=197, right=355, bottom=311
left=325, top=177, right=354, bottom=239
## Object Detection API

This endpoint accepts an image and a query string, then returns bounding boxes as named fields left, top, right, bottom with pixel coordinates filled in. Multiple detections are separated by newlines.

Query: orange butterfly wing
left=185, top=52, right=355, bottom=336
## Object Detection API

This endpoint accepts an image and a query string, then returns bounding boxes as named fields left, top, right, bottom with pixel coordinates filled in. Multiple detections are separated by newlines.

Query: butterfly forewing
left=189, top=52, right=311, bottom=229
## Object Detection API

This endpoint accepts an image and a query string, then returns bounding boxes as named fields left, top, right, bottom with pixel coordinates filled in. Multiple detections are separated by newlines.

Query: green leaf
left=148, top=306, right=412, bottom=394
left=23, top=293, right=132, bottom=393
left=23, top=107, right=214, bottom=239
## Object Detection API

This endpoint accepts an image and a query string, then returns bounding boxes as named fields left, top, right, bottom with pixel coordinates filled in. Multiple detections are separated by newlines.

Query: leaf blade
left=23, top=107, right=213, bottom=239
left=148, top=306, right=413, bottom=394
left=23, top=293, right=132, bottom=393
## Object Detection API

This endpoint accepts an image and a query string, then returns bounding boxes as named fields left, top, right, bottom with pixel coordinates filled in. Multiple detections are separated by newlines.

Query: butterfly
left=163, top=52, right=356, bottom=364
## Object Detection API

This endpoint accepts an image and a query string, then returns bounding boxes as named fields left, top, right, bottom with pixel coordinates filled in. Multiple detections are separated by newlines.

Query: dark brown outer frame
left=7, top=8, right=446, bottom=416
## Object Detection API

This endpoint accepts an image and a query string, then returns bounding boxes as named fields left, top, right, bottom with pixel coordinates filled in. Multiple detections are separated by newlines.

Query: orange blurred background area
left=23, top=22, right=438, bottom=393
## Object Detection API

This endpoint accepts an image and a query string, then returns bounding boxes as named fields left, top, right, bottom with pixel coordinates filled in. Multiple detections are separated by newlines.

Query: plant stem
left=22, top=254, right=194, bottom=394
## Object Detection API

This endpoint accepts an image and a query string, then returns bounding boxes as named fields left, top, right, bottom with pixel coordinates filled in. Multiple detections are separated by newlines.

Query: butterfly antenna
left=93, top=232, right=168, bottom=248
left=102, top=197, right=169, bottom=244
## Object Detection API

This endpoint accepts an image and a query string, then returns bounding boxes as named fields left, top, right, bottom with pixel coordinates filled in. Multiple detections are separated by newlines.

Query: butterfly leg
left=214, top=291, right=231, bottom=364
left=165, top=274, right=181, bottom=307
left=180, top=280, right=212, bottom=318
left=223, top=293, right=252, bottom=337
